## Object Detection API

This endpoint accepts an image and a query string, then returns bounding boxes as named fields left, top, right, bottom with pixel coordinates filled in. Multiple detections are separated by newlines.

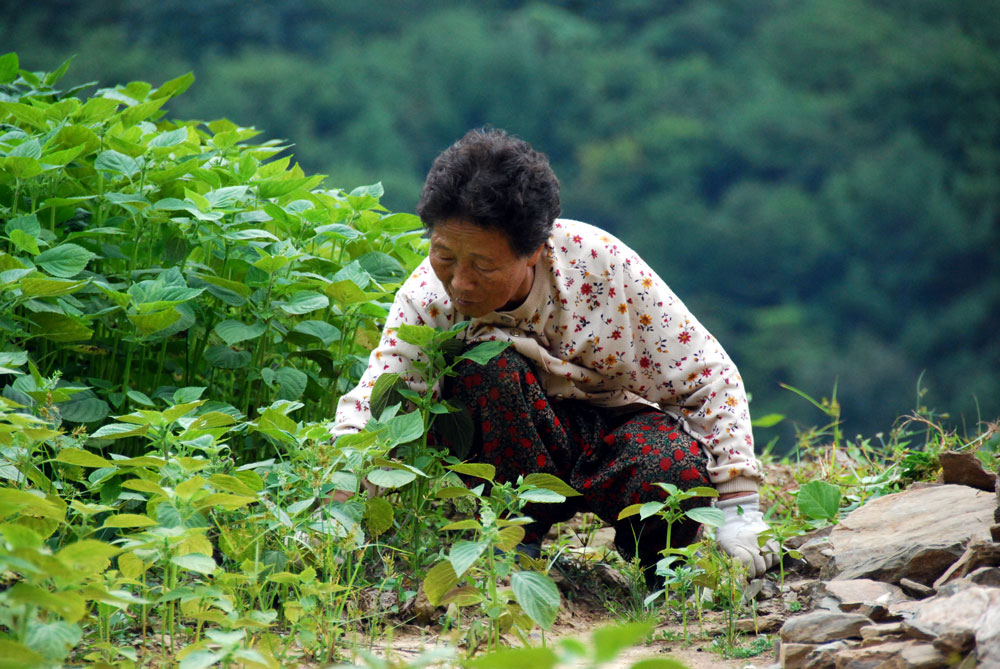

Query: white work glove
left=715, top=494, right=780, bottom=579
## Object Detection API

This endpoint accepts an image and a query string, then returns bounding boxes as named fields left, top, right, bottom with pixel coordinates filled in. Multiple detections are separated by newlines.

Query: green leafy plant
left=422, top=464, right=578, bottom=654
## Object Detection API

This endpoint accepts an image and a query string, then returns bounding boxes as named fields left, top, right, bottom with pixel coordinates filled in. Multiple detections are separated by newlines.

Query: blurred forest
left=4, top=0, right=998, bottom=450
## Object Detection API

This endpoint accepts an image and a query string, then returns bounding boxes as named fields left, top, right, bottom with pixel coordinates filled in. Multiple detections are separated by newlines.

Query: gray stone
left=939, top=450, right=997, bottom=492
left=931, top=539, right=1000, bottom=589
left=736, top=613, right=784, bottom=633
left=897, top=642, right=950, bottom=669
left=800, top=535, right=835, bottom=571
left=825, top=578, right=910, bottom=623
left=805, top=640, right=854, bottom=668
left=975, top=595, right=1000, bottom=667
left=966, top=566, right=1000, bottom=587
left=899, top=578, right=935, bottom=599
left=860, top=621, right=906, bottom=641
left=778, top=641, right=815, bottom=668
left=825, top=485, right=995, bottom=585
left=832, top=640, right=916, bottom=668
left=786, top=525, right=833, bottom=550
left=780, top=610, right=873, bottom=644
left=906, top=581, right=1000, bottom=654
left=825, top=579, right=908, bottom=610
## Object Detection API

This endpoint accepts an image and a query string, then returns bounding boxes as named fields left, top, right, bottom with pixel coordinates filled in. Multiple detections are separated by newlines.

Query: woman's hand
left=715, top=493, right=780, bottom=578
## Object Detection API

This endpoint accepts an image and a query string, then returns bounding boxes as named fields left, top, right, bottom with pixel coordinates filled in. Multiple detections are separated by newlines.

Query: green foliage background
left=3, top=0, right=999, bottom=445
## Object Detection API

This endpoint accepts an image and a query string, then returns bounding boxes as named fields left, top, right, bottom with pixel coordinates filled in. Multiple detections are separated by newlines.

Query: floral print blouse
left=331, top=219, right=762, bottom=494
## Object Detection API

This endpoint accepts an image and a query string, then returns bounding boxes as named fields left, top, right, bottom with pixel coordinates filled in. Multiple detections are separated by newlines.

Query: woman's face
left=429, top=219, right=543, bottom=318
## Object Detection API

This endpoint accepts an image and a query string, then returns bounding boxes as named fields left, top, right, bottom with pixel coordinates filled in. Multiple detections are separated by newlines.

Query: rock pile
left=766, top=451, right=1000, bottom=668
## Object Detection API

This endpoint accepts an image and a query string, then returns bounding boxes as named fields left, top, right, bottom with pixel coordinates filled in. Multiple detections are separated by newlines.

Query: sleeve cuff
left=714, top=476, right=760, bottom=496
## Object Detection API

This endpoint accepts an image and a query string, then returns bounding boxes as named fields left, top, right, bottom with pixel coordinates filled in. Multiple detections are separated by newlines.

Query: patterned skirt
left=432, top=347, right=711, bottom=568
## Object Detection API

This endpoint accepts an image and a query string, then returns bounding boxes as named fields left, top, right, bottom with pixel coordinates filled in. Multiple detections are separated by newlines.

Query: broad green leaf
left=26, top=620, right=82, bottom=662
left=436, top=486, right=478, bottom=500
left=5, top=212, right=41, bottom=237
left=6, top=583, right=85, bottom=622
left=617, top=503, right=643, bottom=520
left=439, top=585, right=484, bottom=607
left=3, top=155, right=43, bottom=179
left=325, top=278, right=368, bottom=304
left=458, top=340, right=512, bottom=365
left=0, top=102, right=49, bottom=130
left=277, top=290, right=329, bottom=315
left=383, top=410, right=425, bottom=446
left=54, top=447, right=112, bottom=468
left=629, top=660, right=689, bottom=669
left=366, top=467, right=417, bottom=489
left=397, top=323, right=436, bottom=346
left=119, top=97, right=166, bottom=126
left=449, top=539, right=488, bottom=579
left=464, top=646, right=558, bottom=669
left=195, top=273, right=252, bottom=298
left=121, top=479, right=167, bottom=497
left=0, top=349, right=28, bottom=374
left=447, top=463, right=496, bottom=482
left=357, top=251, right=406, bottom=283
left=205, top=346, right=252, bottom=369
left=685, top=506, right=726, bottom=528
left=592, top=622, right=656, bottom=664
left=128, top=309, right=182, bottom=336
left=0, top=52, right=17, bottom=84
left=0, top=489, right=65, bottom=520
left=175, top=475, right=206, bottom=500
left=797, top=480, right=842, bottom=521
left=56, top=540, right=119, bottom=575
left=9, top=138, right=42, bottom=159
left=152, top=72, right=195, bottom=100
left=148, top=126, right=188, bottom=148
left=20, top=277, right=88, bottom=298
left=57, top=396, right=110, bottom=423
left=292, top=320, right=341, bottom=346
left=422, top=560, right=459, bottom=606
left=370, top=372, right=406, bottom=420
left=208, top=474, right=258, bottom=497
left=363, top=497, right=394, bottom=537
left=102, top=513, right=157, bottom=528
left=752, top=413, right=785, bottom=428
left=519, top=488, right=566, bottom=504
left=523, top=473, right=582, bottom=497
left=195, top=493, right=256, bottom=511
left=35, top=244, right=94, bottom=279
left=439, top=519, right=484, bottom=531
left=94, top=149, right=139, bottom=178
left=511, top=571, right=560, bottom=630
left=170, top=553, right=217, bottom=575
left=28, top=313, right=93, bottom=342
left=275, top=366, right=307, bottom=401
left=495, top=525, right=527, bottom=551
left=117, top=552, right=147, bottom=580
left=214, top=319, right=266, bottom=346
left=0, top=639, right=47, bottom=669
left=90, top=422, right=149, bottom=440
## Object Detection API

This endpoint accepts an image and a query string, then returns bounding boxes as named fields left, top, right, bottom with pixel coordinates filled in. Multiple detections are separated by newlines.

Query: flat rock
left=931, top=539, right=1000, bottom=589
left=938, top=450, right=997, bottom=492
left=899, top=578, right=935, bottom=599
left=977, top=592, right=1000, bottom=667
left=780, top=610, right=872, bottom=644
left=966, top=566, right=1000, bottom=587
left=825, top=578, right=908, bottom=609
left=778, top=641, right=814, bottom=668
left=905, top=581, right=1000, bottom=654
left=806, top=640, right=855, bottom=668
left=825, top=484, right=995, bottom=585
left=832, top=639, right=917, bottom=668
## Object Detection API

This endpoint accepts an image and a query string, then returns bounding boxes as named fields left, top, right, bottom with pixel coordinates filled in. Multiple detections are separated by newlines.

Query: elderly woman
left=331, top=128, right=776, bottom=582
